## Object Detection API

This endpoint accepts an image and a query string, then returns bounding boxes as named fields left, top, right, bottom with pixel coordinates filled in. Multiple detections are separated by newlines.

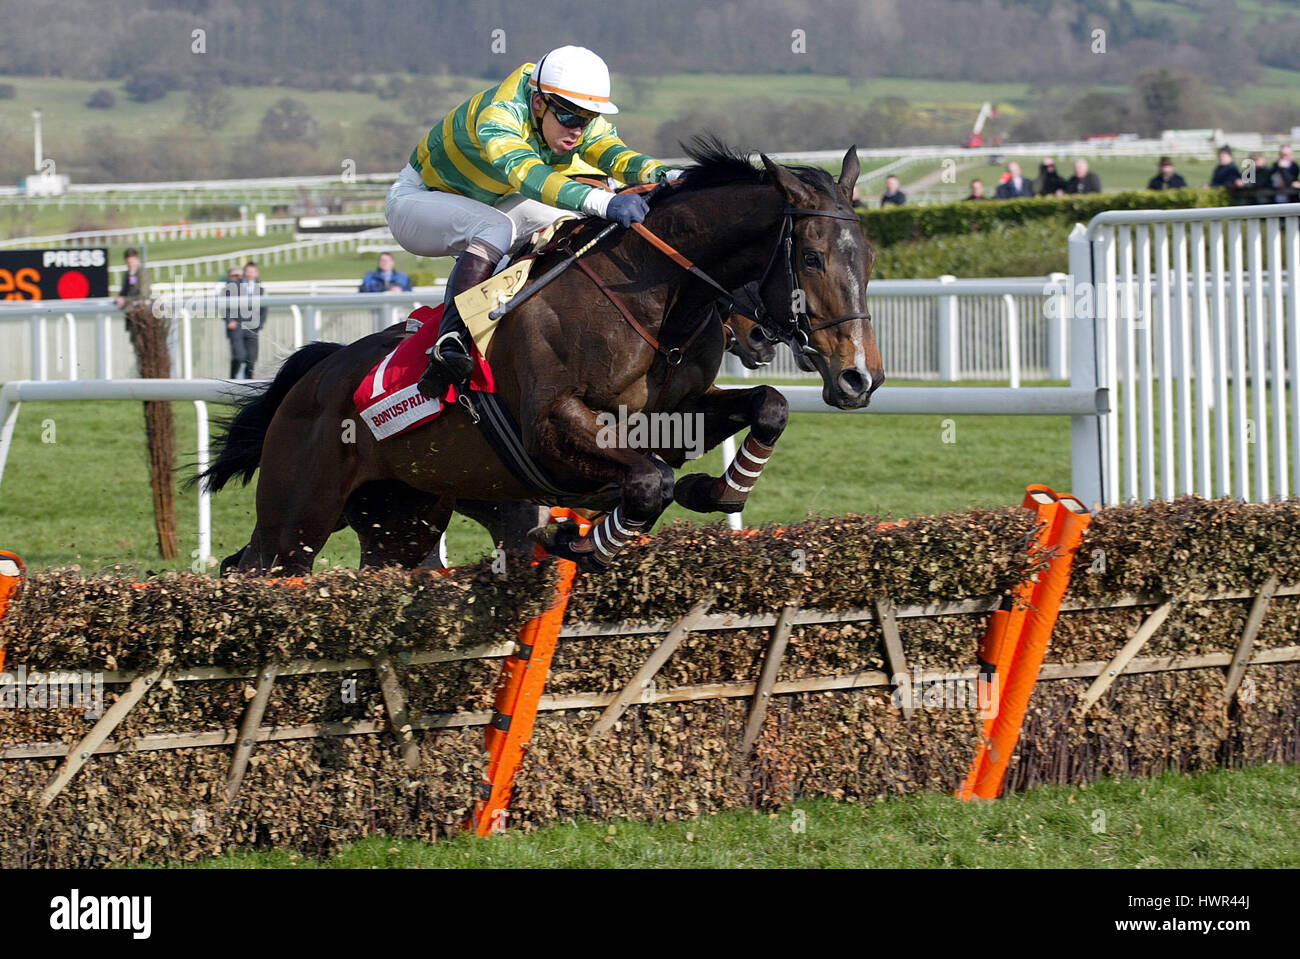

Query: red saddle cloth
left=353, top=304, right=495, bottom=441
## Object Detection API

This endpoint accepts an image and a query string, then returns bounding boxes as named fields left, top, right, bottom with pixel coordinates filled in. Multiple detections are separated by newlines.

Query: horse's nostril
left=837, top=369, right=868, bottom=396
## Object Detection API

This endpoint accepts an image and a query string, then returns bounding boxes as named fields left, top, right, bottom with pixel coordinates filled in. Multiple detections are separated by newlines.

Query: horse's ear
left=761, top=153, right=814, bottom=206
left=837, top=146, right=860, bottom=201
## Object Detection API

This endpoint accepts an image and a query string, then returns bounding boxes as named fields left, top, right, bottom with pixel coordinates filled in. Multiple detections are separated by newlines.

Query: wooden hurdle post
left=469, top=509, right=589, bottom=837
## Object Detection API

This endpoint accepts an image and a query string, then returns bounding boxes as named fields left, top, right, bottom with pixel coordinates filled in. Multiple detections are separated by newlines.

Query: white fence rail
left=0, top=378, right=1100, bottom=566
left=0, top=218, right=296, bottom=250
left=1070, top=202, right=1300, bottom=507
left=4, top=279, right=1059, bottom=386
left=103, top=229, right=395, bottom=285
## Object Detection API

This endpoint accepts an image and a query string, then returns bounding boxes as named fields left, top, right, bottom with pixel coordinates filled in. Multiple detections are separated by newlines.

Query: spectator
left=850, top=185, right=867, bottom=213
left=114, top=247, right=149, bottom=309
left=227, top=261, right=266, bottom=380
left=994, top=161, right=1033, bottom=199
left=879, top=175, right=906, bottom=207
left=1065, top=158, right=1102, bottom=194
left=1270, top=145, right=1299, bottom=202
left=965, top=179, right=986, bottom=200
left=1147, top=156, right=1187, bottom=190
left=1209, top=148, right=1243, bottom=188
left=358, top=252, right=412, bottom=293
left=1035, top=158, right=1067, bottom=197
left=218, top=267, right=244, bottom=379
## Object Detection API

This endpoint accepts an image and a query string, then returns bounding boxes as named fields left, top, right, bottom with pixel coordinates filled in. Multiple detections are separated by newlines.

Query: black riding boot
left=417, top=249, right=499, bottom=399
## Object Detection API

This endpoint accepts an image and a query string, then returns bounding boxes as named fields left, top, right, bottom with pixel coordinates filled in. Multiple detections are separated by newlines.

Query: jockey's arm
left=576, top=118, right=670, bottom=186
left=477, top=104, right=609, bottom=216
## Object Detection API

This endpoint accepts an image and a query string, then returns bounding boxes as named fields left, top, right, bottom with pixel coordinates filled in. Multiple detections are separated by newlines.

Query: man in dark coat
left=226, top=261, right=266, bottom=380
left=879, top=175, right=906, bottom=206
left=1035, top=158, right=1067, bottom=196
left=1147, top=156, right=1187, bottom=190
left=1209, top=148, right=1242, bottom=188
left=1064, top=159, right=1101, bottom=194
left=114, top=247, right=149, bottom=309
left=994, top=161, right=1033, bottom=198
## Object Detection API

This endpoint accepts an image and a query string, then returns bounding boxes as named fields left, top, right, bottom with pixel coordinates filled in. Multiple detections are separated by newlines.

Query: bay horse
left=202, top=141, right=883, bottom=574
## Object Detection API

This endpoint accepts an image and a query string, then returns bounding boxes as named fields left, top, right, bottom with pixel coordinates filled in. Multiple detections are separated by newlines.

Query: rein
left=538, top=176, right=870, bottom=378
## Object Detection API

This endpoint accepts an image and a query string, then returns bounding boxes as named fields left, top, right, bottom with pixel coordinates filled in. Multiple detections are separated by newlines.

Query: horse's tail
left=194, top=341, right=345, bottom=493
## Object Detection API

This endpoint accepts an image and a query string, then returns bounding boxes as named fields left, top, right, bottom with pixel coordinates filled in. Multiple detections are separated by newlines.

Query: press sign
left=0, top=248, right=110, bottom=300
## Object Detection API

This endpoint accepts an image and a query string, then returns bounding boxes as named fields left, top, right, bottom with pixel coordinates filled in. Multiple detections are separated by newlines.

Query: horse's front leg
left=670, top=385, right=788, bottom=515
left=530, top=395, right=674, bottom=573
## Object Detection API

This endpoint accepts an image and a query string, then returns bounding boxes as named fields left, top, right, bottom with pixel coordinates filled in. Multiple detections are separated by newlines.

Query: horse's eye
left=802, top=250, right=823, bottom=270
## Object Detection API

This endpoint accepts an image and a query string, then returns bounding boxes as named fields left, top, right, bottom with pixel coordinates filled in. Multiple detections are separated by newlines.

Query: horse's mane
left=649, top=135, right=836, bottom=207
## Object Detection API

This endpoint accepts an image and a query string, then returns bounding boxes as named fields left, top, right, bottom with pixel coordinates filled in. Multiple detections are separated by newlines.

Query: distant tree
left=185, top=79, right=234, bottom=130
left=1133, top=69, right=1211, bottom=135
left=86, top=88, right=116, bottom=109
left=1064, top=92, right=1137, bottom=137
left=258, top=97, right=318, bottom=145
left=0, top=84, right=15, bottom=100
left=125, top=69, right=181, bottom=103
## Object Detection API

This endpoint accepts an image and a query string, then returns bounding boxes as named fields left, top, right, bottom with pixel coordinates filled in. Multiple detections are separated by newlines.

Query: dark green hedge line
left=860, top=188, right=1234, bottom=248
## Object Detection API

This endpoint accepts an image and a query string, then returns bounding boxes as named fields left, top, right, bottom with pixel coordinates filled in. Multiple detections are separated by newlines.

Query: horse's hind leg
left=345, top=481, right=454, bottom=568
left=238, top=427, right=359, bottom=575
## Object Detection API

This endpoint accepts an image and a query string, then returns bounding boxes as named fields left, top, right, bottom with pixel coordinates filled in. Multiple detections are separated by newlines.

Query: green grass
left=154, top=762, right=1300, bottom=868
left=0, top=385, right=1071, bottom=573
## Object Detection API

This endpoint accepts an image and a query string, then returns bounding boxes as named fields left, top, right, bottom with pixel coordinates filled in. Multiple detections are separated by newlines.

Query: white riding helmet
left=529, top=45, right=619, bottom=115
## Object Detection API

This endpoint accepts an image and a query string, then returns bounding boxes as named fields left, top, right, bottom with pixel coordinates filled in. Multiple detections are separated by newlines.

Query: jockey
left=386, top=45, right=681, bottom=398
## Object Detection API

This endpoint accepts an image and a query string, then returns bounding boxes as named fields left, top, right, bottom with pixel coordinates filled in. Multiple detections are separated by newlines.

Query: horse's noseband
left=748, top=206, right=871, bottom=350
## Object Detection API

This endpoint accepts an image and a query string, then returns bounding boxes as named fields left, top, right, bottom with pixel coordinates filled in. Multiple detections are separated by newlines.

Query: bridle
left=625, top=191, right=871, bottom=361
left=562, top=178, right=872, bottom=374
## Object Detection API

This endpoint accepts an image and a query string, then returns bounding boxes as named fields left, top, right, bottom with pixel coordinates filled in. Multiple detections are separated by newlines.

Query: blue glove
left=605, top=192, right=649, bottom=229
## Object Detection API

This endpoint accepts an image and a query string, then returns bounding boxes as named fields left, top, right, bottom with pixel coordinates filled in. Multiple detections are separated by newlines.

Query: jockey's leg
left=417, top=239, right=503, bottom=398
left=668, top=385, right=789, bottom=515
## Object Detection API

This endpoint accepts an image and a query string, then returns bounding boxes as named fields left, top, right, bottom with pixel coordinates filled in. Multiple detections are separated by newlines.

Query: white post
left=0, top=395, right=20, bottom=488
left=937, top=275, right=959, bottom=381
left=720, top=434, right=743, bottom=531
left=1068, top=224, right=1106, bottom=510
left=255, top=212, right=266, bottom=237
left=63, top=313, right=78, bottom=380
left=181, top=308, right=194, bottom=380
left=310, top=307, right=322, bottom=343
left=30, top=315, right=46, bottom=381
left=291, top=304, right=304, bottom=349
left=1046, top=272, right=1068, bottom=379
left=195, top=400, right=211, bottom=569
left=1003, top=294, right=1020, bottom=389
left=96, top=313, right=112, bottom=379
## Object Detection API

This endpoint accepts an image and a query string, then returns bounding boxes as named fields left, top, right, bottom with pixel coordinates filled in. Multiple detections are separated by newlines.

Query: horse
left=201, top=140, right=883, bottom=575
left=207, top=307, right=778, bottom=575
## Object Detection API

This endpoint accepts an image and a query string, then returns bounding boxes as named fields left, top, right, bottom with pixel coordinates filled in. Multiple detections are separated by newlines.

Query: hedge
left=1, top=499, right=1298, bottom=865
left=860, top=188, right=1235, bottom=249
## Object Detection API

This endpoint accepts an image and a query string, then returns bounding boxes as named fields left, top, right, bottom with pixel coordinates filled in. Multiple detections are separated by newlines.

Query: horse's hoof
left=674, top=473, right=723, bottom=513
left=527, top=518, right=582, bottom=553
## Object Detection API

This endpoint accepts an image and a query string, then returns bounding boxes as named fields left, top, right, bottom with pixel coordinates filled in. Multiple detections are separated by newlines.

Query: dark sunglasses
left=543, top=95, right=595, bottom=130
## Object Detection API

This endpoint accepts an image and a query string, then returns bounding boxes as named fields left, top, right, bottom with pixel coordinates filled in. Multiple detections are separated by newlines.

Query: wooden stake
left=374, top=653, right=419, bottom=771
left=741, top=605, right=798, bottom=753
left=1077, top=600, right=1174, bottom=716
left=39, top=667, right=163, bottom=807
left=874, top=597, right=913, bottom=720
left=1223, top=573, right=1278, bottom=705
left=588, top=593, right=715, bottom=739
left=225, top=663, right=279, bottom=804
